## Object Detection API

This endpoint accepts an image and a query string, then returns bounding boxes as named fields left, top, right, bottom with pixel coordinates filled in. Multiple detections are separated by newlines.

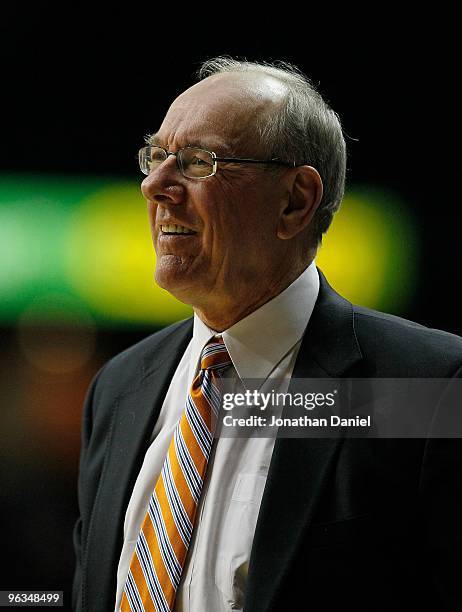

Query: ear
left=277, top=166, right=323, bottom=240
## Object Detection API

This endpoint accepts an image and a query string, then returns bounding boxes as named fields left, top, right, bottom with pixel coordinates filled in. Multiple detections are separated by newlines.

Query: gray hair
left=196, top=57, right=346, bottom=247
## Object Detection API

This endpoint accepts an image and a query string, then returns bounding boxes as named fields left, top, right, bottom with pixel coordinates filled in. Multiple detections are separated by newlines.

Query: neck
left=193, top=262, right=311, bottom=332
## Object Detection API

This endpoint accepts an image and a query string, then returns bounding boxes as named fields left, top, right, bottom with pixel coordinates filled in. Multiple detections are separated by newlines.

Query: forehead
left=153, top=73, right=286, bottom=154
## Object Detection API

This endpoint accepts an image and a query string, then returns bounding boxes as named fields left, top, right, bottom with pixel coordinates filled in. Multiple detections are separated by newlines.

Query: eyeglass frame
left=138, top=144, right=301, bottom=179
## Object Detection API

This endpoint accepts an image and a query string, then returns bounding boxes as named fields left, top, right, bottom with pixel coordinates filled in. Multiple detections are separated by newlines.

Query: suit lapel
left=84, top=319, right=193, bottom=611
left=245, top=270, right=363, bottom=612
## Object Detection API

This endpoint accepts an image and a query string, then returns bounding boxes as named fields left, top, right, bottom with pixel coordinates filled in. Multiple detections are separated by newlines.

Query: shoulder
left=94, top=317, right=193, bottom=395
left=352, top=305, right=462, bottom=376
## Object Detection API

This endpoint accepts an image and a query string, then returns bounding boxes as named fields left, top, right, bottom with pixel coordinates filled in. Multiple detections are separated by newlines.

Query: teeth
left=160, top=224, right=194, bottom=234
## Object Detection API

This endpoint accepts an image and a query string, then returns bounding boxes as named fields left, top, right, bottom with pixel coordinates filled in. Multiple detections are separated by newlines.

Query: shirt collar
left=189, top=261, right=319, bottom=382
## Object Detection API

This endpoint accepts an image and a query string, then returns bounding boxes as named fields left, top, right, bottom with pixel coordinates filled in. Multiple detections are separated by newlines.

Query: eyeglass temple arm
left=215, top=157, right=298, bottom=167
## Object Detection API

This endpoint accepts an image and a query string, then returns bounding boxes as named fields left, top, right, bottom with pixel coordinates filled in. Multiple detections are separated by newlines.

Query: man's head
left=141, top=58, right=346, bottom=329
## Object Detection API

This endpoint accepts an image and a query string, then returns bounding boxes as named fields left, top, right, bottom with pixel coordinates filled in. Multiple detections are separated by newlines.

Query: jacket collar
left=244, top=269, right=363, bottom=612
left=83, top=319, right=193, bottom=612
left=296, top=268, right=363, bottom=377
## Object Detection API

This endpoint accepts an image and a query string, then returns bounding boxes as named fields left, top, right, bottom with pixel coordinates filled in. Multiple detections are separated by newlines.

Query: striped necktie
left=121, top=336, right=232, bottom=612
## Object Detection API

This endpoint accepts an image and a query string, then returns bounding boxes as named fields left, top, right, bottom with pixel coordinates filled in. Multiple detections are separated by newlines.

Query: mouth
left=159, top=224, right=197, bottom=235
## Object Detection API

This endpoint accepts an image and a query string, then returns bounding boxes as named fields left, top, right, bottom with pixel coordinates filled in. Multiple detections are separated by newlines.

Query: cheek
left=147, top=201, right=158, bottom=237
left=200, top=220, right=229, bottom=262
left=193, top=180, right=279, bottom=258
left=195, top=187, right=234, bottom=253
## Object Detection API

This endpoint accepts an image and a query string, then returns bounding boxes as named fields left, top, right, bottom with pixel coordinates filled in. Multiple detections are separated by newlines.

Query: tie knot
left=200, top=336, right=232, bottom=372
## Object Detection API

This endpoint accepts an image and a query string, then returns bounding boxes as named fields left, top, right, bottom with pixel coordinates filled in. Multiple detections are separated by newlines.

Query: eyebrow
left=145, top=132, right=230, bottom=154
left=145, top=132, right=203, bottom=148
left=145, top=132, right=162, bottom=146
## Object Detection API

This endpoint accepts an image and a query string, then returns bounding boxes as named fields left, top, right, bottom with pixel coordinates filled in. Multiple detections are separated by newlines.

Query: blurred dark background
left=1, top=7, right=460, bottom=610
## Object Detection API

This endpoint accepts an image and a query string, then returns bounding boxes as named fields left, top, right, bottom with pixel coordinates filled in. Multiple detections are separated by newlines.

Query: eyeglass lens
left=140, top=146, right=215, bottom=178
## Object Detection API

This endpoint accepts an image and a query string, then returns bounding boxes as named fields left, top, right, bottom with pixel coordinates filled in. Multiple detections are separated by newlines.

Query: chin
left=154, top=265, right=197, bottom=306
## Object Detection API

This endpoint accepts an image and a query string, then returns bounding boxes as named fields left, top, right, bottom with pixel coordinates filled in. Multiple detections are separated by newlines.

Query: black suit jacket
left=72, top=271, right=462, bottom=611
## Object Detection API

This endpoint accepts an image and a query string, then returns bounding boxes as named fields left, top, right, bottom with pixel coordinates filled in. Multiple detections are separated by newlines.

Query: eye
left=191, top=156, right=211, bottom=166
left=179, top=148, right=215, bottom=177
left=150, top=151, right=166, bottom=163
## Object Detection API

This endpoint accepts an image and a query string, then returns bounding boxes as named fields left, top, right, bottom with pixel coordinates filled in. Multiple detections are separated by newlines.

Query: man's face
left=141, top=73, right=292, bottom=311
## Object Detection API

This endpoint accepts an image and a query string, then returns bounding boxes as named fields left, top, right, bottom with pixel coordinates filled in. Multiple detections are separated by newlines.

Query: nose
left=141, top=154, right=186, bottom=205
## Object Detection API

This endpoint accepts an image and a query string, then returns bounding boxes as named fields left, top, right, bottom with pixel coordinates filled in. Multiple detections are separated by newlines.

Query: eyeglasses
left=138, top=145, right=297, bottom=179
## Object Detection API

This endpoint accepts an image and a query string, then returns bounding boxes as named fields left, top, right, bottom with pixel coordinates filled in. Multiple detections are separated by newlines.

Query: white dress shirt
left=114, top=262, right=319, bottom=611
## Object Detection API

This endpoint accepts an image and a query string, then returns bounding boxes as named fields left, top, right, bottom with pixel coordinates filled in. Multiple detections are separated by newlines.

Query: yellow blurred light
left=64, top=183, right=192, bottom=326
left=317, top=189, right=418, bottom=311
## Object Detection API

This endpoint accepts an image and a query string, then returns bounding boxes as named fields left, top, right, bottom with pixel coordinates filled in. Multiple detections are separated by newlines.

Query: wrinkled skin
left=141, top=72, right=323, bottom=330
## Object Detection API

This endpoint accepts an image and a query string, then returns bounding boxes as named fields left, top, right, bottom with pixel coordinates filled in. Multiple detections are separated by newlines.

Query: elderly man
left=73, top=58, right=462, bottom=611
